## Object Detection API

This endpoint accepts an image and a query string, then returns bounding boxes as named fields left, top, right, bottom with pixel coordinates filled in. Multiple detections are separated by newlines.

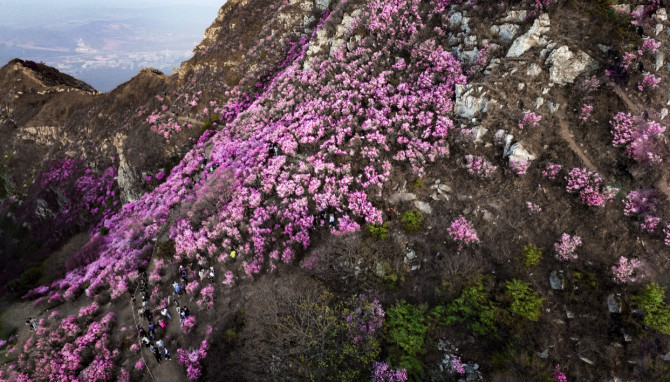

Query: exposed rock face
left=506, top=13, right=550, bottom=58
left=455, top=85, right=493, bottom=119
left=544, top=45, right=598, bottom=85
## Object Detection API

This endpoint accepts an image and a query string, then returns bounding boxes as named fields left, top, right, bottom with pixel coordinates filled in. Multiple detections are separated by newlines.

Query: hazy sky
left=0, top=1, right=226, bottom=91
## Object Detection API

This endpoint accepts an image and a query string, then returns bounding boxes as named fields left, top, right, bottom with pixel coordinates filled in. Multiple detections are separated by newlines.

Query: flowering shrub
left=371, top=362, right=408, bottom=382
left=447, top=215, right=480, bottom=251
left=181, top=316, right=196, bottom=334
left=197, top=284, right=215, bottom=309
left=518, top=112, right=542, bottom=129
left=509, top=158, right=529, bottom=175
left=565, top=168, right=617, bottom=207
left=612, top=256, right=642, bottom=284
left=465, top=155, right=497, bottom=178
left=134, top=359, right=145, bottom=370
left=450, top=356, right=465, bottom=374
left=664, top=224, right=670, bottom=246
left=553, top=364, right=567, bottom=382
left=623, top=190, right=654, bottom=216
left=554, top=233, right=581, bottom=261
left=177, top=339, right=210, bottom=381
left=638, top=38, right=661, bottom=55
left=580, top=104, right=593, bottom=122
left=642, top=216, right=661, bottom=232
left=610, top=112, right=666, bottom=164
left=638, top=74, right=662, bottom=92
left=542, top=163, right=562, bottom=180
left=526, top=202, right=542, bottom=214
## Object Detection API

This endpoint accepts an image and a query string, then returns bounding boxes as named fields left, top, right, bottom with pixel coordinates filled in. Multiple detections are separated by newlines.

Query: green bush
left=434, top=279, right=497, bottom=336
left=505, top=279, right=544, bottom=322
left=520, top=244, right=542, bottom=268
left=6, top=261, right=45, bottom=296
left=412, top=178, right=424, bottom=188
left=368, top=223, right=389, bottom=239
left=385, top=301, right=429, bottom=378
left=634, top=283, right=670, bottom=335
left=401, top=210, right=424, bottom=234
left=98, top=226, right=109, bottom=236
left=203, top=120, right=214, bottom=130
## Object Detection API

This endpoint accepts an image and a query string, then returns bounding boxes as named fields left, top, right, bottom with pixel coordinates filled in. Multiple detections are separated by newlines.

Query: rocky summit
left=2, top=0, right=670, bottom=381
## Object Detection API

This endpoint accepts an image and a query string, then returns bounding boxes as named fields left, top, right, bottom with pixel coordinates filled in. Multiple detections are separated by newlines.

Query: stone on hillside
left=389, top=191, right=417, bottom=204
left=507, top=13, right=550, bottom=58
left=579, top=355, right=595, bottom=365
left=414, top=201, right=432, bottom=215
left=450, top=12, right=463, bottom=27
left=545, top=45, right=598, bottom=85
left=537, top=349, right=549, bottom=359
left=504, top=142, right=535, bottom=162
left=656, top=51, right=665, bottom=71
left=547, top=101, right=560, bottom=113
left=662, top=352, right=670, bottom=362
left=502, top=10, right=527, bottom=23
left=550, top=270, right=564, bottom=290
left=455, top=85, right=490, bottom=119
left=492, top=24, right=520, bottom=42
left=315, top=0, right=330, bottom=11
left=527, top=63, right=542, bottom=76
left=608, top=294, right=622, bottom=313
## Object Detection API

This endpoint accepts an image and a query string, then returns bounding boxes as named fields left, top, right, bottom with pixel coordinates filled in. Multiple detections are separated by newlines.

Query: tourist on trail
left=152, top=347, right=161, bottom=363
left=158, top=319, right=166, bottom=332
left=183, top=306, right=190, bottom=317
left=173, top=281, right=181, bottom=295
left=161, top=307, right=172, bottom=320
left=141, top=336, right=150, bottom=347
left=155, top=339, right=164, bottom=349
left=230, top=250, right=237, bottom=261
left=198, top=268, right=206, bottom=282
left=162, top=347, right=171, bottom=360
left=209, top=267, right=215, bottom=283
left=181, top=270, right=188, bottom=284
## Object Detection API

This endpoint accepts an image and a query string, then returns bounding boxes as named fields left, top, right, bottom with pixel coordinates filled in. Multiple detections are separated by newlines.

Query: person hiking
left=198, top=268, right=206, bottom=282
left=158, top=320, right=166, bottom=332
left=173, top=281, right=181, bottom=295
left=179, top=310, right=186, bottom=324
left=162, top=347, right=171, bottom=360
left=148, top=323, right=156, bottom=339
left=141, top=336, right=150, bottom=347
left=181, top=270, right=188, bottom=284
left=183, top=306, right=190, bottom=317
left=230, top=250, right=237, bottom=261
left=155, top=339, right=164, bottom=349
left=209, top=267, right=215, bottom=284
left=161, top=308, right=172, bottom=320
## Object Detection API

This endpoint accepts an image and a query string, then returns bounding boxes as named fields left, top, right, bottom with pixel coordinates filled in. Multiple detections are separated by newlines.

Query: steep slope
left=2, top=0, right=670, bottom=381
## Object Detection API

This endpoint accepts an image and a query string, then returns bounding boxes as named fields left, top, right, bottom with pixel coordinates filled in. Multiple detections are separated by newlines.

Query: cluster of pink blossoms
left=564, top=168, right=617, bottom=207
left=518, top=112, right=542, bottom=129
left=465, top=155, right=497, bottom=178
left=447, top=215, right=480, bottom=251
left=554, top=233, right=581, bottom=261
left=612, top=256, right=642, bottom=284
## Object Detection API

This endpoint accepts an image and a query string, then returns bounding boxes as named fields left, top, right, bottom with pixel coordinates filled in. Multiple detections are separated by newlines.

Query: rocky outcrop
left=544, top=45, right=598, bottom=85
left=506, top=13, right=550, bottom=58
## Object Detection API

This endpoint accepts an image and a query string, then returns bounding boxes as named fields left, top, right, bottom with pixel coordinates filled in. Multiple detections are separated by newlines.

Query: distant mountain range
left=0, top=2, right=222, bottom=91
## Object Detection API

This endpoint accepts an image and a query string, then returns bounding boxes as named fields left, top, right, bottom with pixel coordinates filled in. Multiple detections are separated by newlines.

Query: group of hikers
left=134, top=271, right=174, bottom=364
left=186, top=158, right=221, bottom=189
